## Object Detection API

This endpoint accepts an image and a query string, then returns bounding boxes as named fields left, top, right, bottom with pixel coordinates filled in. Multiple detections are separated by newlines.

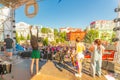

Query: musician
left=29, top=26, right=40, bottom=76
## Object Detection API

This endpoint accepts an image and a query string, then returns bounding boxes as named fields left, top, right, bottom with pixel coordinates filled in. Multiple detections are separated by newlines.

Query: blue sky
left=15, top=0, right=118, bottom=29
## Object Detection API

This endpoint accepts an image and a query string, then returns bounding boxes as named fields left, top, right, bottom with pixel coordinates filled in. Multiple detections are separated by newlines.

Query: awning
left=0, top=0, right=39, bottom=18
left=0, top=0, right=30, bottom=9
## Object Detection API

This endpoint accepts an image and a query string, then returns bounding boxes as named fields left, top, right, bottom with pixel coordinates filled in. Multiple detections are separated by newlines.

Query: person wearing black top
left=4, top=34, right=13, bottom=59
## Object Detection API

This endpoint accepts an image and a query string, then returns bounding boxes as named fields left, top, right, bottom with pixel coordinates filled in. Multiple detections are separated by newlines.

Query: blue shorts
left=6, top=48, right=13, bottom=52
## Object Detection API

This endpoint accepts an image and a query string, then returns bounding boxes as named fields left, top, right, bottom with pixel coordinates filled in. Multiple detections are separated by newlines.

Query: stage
left=0, top=55, right=113, bottom=80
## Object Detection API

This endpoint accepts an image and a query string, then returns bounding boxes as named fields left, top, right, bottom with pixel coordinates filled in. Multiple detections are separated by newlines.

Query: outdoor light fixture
left=13, top=37, right=16, bottom=39
left=113, top=27, right=120, bottom=31
left=115, top=8, right=120, bottom=12
left=13, top=20, right=15, bottom=22
left=13, top=25, right=16, bottom=28
left=114, top=18, right=120, bottom=22
left=13, top=31, right=16, bottom=33
left=112, top=38, right=119, bottom=42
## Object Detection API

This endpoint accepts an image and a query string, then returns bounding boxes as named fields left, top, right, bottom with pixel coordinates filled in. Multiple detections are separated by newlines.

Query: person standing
left=75, top=37, right=85, bottom=77
left=70, top=47, right=76, bottom=66
left=89, top=39, right=105, bottom=77
left=29, top=26, right=40, bottom=76
left=4, top=34, right=14, bottom=59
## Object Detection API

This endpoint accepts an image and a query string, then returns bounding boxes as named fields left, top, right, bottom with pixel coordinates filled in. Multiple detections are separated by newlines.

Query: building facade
left=60, top=27, right=86, bottom=42
left=90, top=20, right=115, bottom=42
left=60, top=27, right=81, bottom=33
left=16, top=22, right=30, bottom=38
left=16, top=22, right=54, bottom=43
left=66, top=30, right=86, bottom=41
left=90, top=20, right=115, bottom=30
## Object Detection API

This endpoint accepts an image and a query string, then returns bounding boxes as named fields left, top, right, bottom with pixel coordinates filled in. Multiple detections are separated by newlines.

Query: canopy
left=0, top=0, right=30, bottom=9
left=0, top=0, right=39, bottom=18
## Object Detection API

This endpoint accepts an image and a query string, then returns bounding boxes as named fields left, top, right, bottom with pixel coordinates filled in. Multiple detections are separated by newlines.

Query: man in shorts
left=4, top=34, right=14, bottom=59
